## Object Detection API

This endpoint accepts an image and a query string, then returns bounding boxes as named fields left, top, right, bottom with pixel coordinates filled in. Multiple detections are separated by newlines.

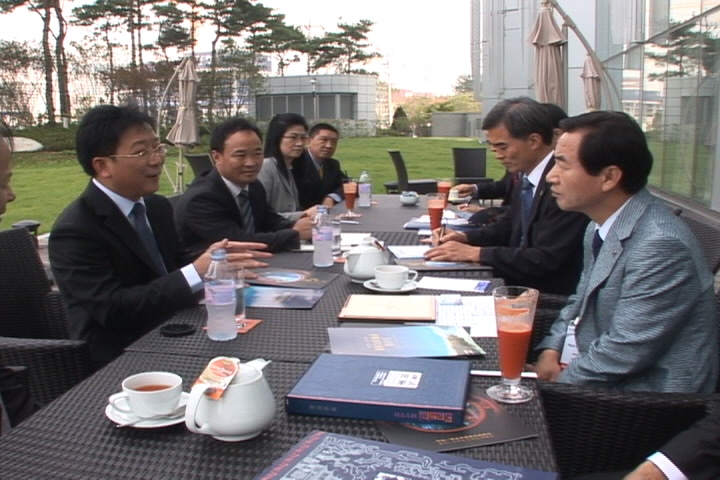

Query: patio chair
left=539, top=381, right=716, bottom=478
left=0, top=336, right=92, bottom=407
left=0, top=228, right=69, bottom=339
left=185, top=152, right=214, bottom=177
left=383, top=150, right=437, bottom=194
left=677, top=209, right=720, bottom=274
left=452, top=147, right=492, bottom=185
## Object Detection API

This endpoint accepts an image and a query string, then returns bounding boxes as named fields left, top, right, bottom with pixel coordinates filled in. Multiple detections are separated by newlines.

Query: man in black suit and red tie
left=292, top=122, right=348, bottom=210
left=49, top=105, right=270, bottom=369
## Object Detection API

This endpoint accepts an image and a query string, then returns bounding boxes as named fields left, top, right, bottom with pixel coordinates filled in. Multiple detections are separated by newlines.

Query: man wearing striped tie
left=175, top=118, right=313, bottom=257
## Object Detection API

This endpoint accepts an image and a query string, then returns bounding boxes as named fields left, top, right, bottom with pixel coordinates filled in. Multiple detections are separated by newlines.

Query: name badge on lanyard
left=560, top=316, right=581, bottom=369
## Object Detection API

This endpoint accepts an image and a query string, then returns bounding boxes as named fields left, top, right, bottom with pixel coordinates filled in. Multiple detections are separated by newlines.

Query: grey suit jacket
left=537, top=189, right=718, bottom=393
left=258, top=157, right=304, bottom=221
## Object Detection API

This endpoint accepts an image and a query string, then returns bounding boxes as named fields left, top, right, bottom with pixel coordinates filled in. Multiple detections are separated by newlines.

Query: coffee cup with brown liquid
left=109, top=371, right=183, bottom=418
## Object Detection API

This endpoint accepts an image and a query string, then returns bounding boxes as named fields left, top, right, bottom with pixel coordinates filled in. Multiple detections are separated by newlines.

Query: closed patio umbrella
left=529, top=1, right=567, bottom=109
left=581, top=55, right=601, bottom=111
left=165, top=56, right=200, bottom=193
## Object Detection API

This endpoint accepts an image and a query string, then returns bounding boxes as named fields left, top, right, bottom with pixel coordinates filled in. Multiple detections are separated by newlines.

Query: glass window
left=339, top=94, right=355, bottom=119
left=256, top=96, right=272, bottom=121
left=288, top=95, right=302, bottom=115
left=318, top=95, right=334, bottom=118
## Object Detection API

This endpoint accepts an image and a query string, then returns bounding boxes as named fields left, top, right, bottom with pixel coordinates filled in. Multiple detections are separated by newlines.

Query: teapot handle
left=184, top=384, right=212, bottom=435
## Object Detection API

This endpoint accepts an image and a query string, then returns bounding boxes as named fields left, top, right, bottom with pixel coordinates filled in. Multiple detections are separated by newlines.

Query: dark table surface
left=0, top=196, right=560, bottom=477
left=0, top=352, right=557, bottom=478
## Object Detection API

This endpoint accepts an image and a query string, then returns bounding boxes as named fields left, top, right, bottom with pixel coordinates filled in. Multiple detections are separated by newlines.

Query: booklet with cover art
left=377, top=385, right=538, bottom=452
left=245, top=268, right=338, bottom=289
left=254, top=430, right=558, bottom=480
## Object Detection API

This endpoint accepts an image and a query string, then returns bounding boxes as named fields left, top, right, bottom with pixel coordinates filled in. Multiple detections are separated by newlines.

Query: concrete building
left=473, top=0, right=720, bottom=210
left=251, top=74, right=378, bottom=136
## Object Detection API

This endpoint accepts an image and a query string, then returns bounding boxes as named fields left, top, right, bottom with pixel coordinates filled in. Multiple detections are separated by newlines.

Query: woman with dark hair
left=258, top=113, right=318, bottom=221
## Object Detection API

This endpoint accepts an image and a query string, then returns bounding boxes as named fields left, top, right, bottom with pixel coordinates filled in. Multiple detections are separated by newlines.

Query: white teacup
left=374, top=265, right=418, bottom=290
left=109, top=371, right=183, bottom=418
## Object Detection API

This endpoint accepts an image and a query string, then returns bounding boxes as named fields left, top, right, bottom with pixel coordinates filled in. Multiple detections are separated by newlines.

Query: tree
left=200, top=0, right=273, bottom=124
left=247, top=13, right=305, bottom=76
left=646, top=22, right=720, bottom=80
left=0, top=40, right=42, bottom=126
left=304, top=19, right=380, bottom=74
left=0, top=0, right=59, bottom=123
left=453, top=75, right=473, bottom=94
left=153, top=2, right=193, bottom=61
left=390, top=106, right=412, bottom=135
left=73, top=0, right=133, bottom=105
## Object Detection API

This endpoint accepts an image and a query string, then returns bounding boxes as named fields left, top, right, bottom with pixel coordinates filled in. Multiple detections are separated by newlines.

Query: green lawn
left=5, top=137, right=504, bottom=234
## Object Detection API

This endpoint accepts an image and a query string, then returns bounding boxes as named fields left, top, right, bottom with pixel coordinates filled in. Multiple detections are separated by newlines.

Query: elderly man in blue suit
left=535, top=111, right=717, bottom=393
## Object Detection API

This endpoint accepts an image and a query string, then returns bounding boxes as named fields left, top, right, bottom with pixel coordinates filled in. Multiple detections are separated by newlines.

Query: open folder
left=338, top=294, right=436, bottom=322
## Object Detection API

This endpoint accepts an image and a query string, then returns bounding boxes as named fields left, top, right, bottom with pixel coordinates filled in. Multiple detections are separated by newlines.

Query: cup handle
left=408, top=270, right=418, bottom=282
left=108, top=392, right=132, bottom=413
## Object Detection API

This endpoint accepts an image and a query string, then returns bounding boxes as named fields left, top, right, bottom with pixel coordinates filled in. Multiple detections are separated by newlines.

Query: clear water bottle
left=313, top=206, right=334, bottom=267
left=204, top=248, right=237, bottom=341
left=358, top=170, right=372, bottom=208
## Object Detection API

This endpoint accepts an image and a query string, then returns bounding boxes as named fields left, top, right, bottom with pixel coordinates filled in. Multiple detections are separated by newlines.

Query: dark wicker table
left=332, top=194, right=430, bottom=233
left=125, top=242, right=500, bottom=363
left=0, top=352, right=557, bottom=478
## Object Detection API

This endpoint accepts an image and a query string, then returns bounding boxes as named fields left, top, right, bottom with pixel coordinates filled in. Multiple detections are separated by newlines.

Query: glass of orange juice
left=437, top=179, right=452, bottom=208
left=486, top=286, right=538, bottom=404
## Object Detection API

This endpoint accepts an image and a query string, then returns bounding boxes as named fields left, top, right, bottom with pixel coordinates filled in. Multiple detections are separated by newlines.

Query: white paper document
left=418, top=276, right=491, bottom=293
left=387, top=245, right=431, bottom=259
left=435, top=295, right=497, bottom=337
left=296, top=233, right=374, bottom=252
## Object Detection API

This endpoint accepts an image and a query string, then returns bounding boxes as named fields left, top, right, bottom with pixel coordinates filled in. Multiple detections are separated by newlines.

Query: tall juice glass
left=437, top=180, right=452, bottom=208
left=427, top=193, right=445, bottom=231
left=341, top=179, right=360, bottom=218
left=486, top=286, right=538, bottom=404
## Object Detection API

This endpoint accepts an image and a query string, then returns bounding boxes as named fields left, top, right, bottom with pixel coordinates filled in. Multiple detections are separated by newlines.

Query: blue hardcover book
left=285, top=354, right=471, bottom=426
left=255, top=430, right=559, bottom=480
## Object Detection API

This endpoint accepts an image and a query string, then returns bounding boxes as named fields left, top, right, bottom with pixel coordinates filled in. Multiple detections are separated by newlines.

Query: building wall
left=251, top=74, right=378, bottom=136
left=476, top=0, right=720, bottom=211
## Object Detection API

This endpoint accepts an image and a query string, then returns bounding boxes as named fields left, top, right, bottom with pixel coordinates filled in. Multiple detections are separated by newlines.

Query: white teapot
left=343, top=236, right=390, bottom=283
left=185, top=358, right=275, bottom=442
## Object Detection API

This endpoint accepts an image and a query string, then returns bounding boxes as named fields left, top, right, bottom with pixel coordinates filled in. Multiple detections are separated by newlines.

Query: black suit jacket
left=292, top=152, right=347, bottom=209
left=659, top=410, right=720, bottom=479
left=175, top=168, right=299, bottom=256
left=475, top=170, right=516, bottom=206
left=49, top=182, right=197, bottom=368
left=466, top=158, right=588, bottom=295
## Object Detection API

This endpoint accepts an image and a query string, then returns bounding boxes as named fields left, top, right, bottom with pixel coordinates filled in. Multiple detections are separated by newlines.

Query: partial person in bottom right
left=575, top=409, right=720, bottom=480
left=534, top=110, right=718, bottom=393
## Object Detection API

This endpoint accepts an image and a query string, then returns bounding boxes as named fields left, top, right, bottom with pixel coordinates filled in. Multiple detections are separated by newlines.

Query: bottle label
left=205, top=280, right=236, bottom=305
left=313, top=226, right=333, bottom=242
left=358, top=183, right=371, bottom=194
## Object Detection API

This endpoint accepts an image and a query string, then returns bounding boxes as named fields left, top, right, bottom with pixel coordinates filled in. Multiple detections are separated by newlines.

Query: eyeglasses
left=282, top=134, right=309, bottom=142
left=109, top=144, right=168, bottom=159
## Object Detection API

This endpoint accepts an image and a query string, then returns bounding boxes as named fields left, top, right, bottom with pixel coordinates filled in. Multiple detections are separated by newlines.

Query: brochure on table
left=296, top=233, right=373, bottom=252
left=377, top=385, right=538, bottom=452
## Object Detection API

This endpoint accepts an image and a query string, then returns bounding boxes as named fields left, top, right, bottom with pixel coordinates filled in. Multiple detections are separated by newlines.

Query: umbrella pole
left=176, top=146, right=185, bottom=194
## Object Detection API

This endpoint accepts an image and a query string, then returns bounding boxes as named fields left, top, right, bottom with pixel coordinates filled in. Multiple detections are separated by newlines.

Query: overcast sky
left=0, top=0, right=471, bottom=95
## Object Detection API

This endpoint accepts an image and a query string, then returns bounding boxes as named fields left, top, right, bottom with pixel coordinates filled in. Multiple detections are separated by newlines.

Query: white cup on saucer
left=109, top=371, right=183, bottom=418
left=374, top=265, right=418, bottom=290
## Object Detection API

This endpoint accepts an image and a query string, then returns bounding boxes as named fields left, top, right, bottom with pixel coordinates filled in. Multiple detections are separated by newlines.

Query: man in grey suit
left=536, top=111, right=717, bottom=393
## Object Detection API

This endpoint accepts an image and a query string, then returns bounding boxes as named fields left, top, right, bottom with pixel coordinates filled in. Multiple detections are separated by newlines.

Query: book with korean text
left=255, top=430, right=558, bottom=480
left=285, top=354, right=471, bottom=426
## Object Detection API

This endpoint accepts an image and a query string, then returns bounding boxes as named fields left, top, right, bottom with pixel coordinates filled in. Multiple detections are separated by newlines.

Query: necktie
left=130, top=203, right=167, bottom=274
left=592, top=229, right=604, bottom=259
left=237, top=190, right=255, bottom=234
left=520, top=175, right=534, bottom=242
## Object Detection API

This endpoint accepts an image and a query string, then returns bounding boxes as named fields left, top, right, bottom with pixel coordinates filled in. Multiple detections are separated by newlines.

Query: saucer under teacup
left=105, top=392, right=189, bottom=429
left=363, top=279, right=418, bottom=294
